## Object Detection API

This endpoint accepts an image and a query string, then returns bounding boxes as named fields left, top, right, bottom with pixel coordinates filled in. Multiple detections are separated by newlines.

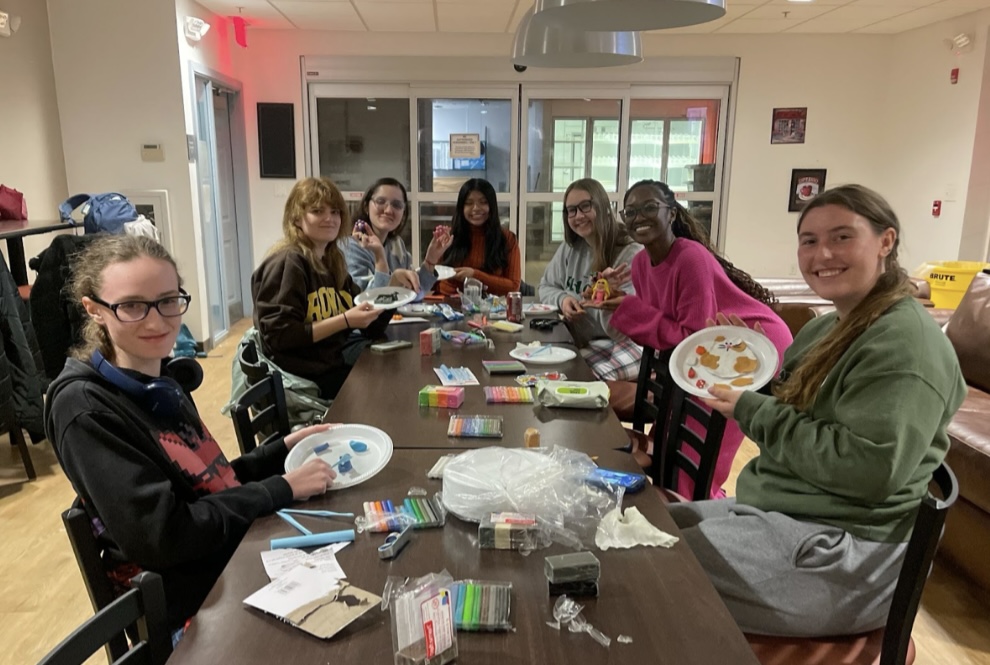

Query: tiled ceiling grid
left=198, top=0, right=990, bottom=34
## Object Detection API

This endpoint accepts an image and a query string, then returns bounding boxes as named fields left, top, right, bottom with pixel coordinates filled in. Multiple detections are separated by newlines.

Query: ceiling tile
left=852, top=0, right=941, bottom=6
left=856, top=2, right=986, bottom=31
left=271, top=0, right=368, bottom=30
left=355, top=2, right=436, bottom=30
left=786, top=4, right=908, bottom=31
left=715, top=17, right=798, bottom=31
left=437, top=2, right=516, bottom=32
left=765, top=0, right=850, bottom=6
left=193, top=0, right=295, bottom=29
left=745, top=3, right=835, bottom=18
left=648, top=4, right=758, bottom=33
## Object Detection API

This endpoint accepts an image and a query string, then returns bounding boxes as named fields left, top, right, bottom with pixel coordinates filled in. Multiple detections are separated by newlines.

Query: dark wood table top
left=0, top=219, right=76, bottom=239
left=327, top=321, right=627, bottom=455
left=167, top=449, right=758, bottom=665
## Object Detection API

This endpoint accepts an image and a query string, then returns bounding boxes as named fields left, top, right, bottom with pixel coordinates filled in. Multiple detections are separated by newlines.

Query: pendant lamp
left=534, top=0, right=726, bottom=32
left=512, top=9, right=643, bottom=69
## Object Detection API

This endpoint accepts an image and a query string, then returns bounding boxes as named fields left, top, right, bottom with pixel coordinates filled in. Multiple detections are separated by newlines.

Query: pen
left=275, top=510, right=313, bottom=536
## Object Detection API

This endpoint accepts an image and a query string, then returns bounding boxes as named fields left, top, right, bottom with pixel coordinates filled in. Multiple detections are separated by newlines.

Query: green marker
left=464, top=583, right=477, bottom=629
left=470, top=583, right=482, bottom=628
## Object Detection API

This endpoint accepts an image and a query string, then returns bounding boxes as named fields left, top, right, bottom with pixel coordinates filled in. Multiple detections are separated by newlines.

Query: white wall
left=0, top=0, right=67, bottom=276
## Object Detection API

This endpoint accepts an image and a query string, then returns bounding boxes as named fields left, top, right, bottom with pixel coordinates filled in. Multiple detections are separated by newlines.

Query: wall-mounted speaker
left=257, top=102, right=295, bottom=179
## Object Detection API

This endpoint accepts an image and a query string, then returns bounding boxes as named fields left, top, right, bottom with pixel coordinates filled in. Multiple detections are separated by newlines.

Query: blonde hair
left=562, top=178, right=634, bottom=274
left=272, top=177, right=349, bottom=283
left=775, top=184, right=911, bottom=411
left=69, top=235, right=181, bottom=363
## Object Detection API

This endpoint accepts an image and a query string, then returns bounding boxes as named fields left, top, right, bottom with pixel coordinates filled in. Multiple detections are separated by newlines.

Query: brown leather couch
left=759, top=273, right=990, bottom=592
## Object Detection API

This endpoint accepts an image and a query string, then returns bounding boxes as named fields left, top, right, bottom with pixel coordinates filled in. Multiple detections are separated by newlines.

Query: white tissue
left=594, top=506, right=679, bottom=551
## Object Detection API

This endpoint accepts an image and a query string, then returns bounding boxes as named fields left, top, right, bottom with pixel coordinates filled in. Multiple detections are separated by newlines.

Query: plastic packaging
left=441, top=447, right=623, bottom=550
left=544, top=552, right=600, bottom=583
left=479, top=512, right=539, bottom=550
left=536, top=380, right=610, bottom=410
left=552, top=595, right=610, bottom=648
left=385, top=571, right=459, bottom=665
left=356, top=495, right=446, bottom=533
left=450, top=580, right=513, bottom=631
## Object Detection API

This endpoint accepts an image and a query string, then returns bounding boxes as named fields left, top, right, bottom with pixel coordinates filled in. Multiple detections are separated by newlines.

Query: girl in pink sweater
left=599, top=180, right=791, bottom=498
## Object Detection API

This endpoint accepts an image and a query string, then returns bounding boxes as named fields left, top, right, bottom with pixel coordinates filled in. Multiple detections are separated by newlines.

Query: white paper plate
left=284, top=424, right=394, bottom=490
left=354, top=287, right=417, bottom=310
left=669, top=326, right=779, bottom=399
left=509, top=345, right=577, bottom=365
left=523, top=303, right=557, bottom=315
left=434, top=265, right=456, bottom=280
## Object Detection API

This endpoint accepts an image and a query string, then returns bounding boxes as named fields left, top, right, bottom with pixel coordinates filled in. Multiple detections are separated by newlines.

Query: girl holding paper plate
left=434, top=178, right=521, bottom=297
left=672, top=185, right=965, bottom=637
left=537, top=177, right=644, bottom=382
left=342, top=177, right=453, bottom=294
left=253, top=177, right=392, bottom=399
left=45, top=235, right=338, bottom=638
left=589, top=179, right=792, bottom=499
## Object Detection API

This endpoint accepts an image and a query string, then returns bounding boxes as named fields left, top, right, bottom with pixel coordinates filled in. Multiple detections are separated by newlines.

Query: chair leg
left=9, top=424, right=36, bottom=480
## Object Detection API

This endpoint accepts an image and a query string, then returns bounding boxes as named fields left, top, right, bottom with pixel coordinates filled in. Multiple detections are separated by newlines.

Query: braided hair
left=624, top=180, right=776, bottom=306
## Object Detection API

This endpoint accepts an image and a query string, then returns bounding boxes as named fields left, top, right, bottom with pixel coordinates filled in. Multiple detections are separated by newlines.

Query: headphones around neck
left=91, top=350, right=199, bottom=419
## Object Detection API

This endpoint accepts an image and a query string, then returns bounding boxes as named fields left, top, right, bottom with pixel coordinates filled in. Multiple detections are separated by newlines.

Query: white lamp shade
left=534, top=0, right=726, bottom=32
left=512, top=9, right=642, bottom=69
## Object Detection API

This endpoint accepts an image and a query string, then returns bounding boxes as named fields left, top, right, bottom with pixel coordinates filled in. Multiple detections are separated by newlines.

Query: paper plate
left=669, top=326, right=779, bottom=399
left=523, top=303, right=557, bottom=315
left=354, top=287, right=417, bottom=310
left=284, top=424, right=393, bottom=490
left=434, top=265, right=456, bottom=280
left=509, top=345, right=577, bottom=365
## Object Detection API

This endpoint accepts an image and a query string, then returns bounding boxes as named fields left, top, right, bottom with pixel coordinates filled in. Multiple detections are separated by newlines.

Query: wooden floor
left=2, top=317, right=989, bottom=664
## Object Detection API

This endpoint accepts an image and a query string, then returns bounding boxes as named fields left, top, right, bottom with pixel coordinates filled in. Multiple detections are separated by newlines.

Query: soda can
left=507, top=291, right=523, bottom=323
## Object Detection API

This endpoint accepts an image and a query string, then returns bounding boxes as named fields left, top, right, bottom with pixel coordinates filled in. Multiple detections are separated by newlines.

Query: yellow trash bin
left=925, top=261, right=990, bottom=309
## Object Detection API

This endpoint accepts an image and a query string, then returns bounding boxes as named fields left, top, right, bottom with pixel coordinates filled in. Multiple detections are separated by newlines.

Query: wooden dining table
left=0, top=219, right=76, bottom=286
left=167, top=449, right=759, bottom=665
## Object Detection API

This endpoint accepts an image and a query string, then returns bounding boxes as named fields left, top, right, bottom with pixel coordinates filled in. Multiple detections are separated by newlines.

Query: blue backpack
left=59, top=193, right=138, bottom=234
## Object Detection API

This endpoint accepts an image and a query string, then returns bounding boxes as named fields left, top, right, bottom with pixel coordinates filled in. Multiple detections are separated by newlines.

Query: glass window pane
left=316, top=98, right=410, bottom=193
left=682, top=200, right=713, bottom=238
left=527, top=99, right=621, bottom=193
left=419, top=202, right=511, bottom=265
left=524, top=202, right=556, bottom=285
left=417, top=99, right=512, bottom=194
left=627, top=99, right=719, bottom=194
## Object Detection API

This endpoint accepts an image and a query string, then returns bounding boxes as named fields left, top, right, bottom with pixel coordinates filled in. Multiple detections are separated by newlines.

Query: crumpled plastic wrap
left=441, top=446, right=623, bottom=550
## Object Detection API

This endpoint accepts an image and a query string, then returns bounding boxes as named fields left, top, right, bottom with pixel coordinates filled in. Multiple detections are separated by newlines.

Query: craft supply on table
left=420, top=327, right=442, bottom=355
left=509, top=342, right=577, bottom=364
left=358, top=495, right=447, bottom=533
left=545, top=551, right=601, bottom=584
left=483, top=386, right=534, bottom=404
left=450, top=581, right=514, bottom=631
left=388, top=572, right=458, bottom=665
left=439, top=328, right=491, bottom=348
left=491, top=320, right=523, bottom=333
left=549, top=595, right=611, bottom=648
left=535, top=380, right=610, bottom=409
left=378, top=524, right=414, bottom=560
left=478, top=512, right=539, bottom=550
left=515, top=371, right=566, bottom=387
left=447, top=415, right=503, bottom=438
left=270, top=506, right=358, bottom=550
left=524, top=427, right=541, bottom=448
left=548, top=580, right=599, bottom=597
left=433, top=365, right=480, bottom=386
left=418, top=385, right=465, bottom=408
left=427, top=454, right=458, bottom=479
left=481, top=359, right=527, bottom=375
left=506, top=291, right=523, bottom=323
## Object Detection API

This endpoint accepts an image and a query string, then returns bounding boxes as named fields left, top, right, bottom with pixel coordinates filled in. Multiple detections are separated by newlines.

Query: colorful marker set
left=418, top=385, right=465, bottom=408
left=450, top=581, right=513, bottom=632
left=483, top=386, right=534, bottom=404
left=362, top=496, right=446, bottom=533
left=447, top=415, right=503, bottom=438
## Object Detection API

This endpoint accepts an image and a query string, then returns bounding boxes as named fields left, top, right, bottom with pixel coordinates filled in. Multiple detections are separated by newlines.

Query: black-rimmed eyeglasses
left=89, top=292, right=192, bottom=322
left=619, top=202, right=670, bottom=222
left=565, top=200, right=594, bottom=218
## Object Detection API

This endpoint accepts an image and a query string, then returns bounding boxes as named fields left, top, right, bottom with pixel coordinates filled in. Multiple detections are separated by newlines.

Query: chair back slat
left=632, top=347, right=675, bottom=438
left=655, top=385, right=727, bottom=501
left=231, top=372, right=291, bottom=455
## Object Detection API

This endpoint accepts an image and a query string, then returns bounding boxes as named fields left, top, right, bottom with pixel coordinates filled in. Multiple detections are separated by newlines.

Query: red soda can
left=507, top=291, right=523, bottom=323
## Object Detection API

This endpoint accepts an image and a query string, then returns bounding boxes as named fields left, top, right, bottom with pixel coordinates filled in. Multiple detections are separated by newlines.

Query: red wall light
left=231, top=16, right=248, bottom=48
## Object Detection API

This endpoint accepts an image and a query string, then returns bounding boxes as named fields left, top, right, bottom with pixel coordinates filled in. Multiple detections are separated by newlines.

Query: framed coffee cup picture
left=788, top=169, right=827, bottom=212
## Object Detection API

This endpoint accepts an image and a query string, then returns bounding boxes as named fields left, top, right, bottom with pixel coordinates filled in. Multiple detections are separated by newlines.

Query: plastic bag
left=384, top=571, right=458, bottom=665
left=441, top=446, right=623, bottom=550
left=536, top=380, right=610, bottom=410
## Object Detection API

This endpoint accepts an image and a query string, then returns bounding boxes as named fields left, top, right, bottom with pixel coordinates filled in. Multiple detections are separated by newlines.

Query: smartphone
left=370, top=340, right=413, bottom=354
left=587, top=467, right=647, bottom=493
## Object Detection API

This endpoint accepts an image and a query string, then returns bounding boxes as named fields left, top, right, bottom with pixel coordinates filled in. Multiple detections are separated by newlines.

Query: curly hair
left=624, top=180, right=776, bottom=306
left=273, top=177, right=349, bottom=284
left=774, top=184, right=912, bottom=411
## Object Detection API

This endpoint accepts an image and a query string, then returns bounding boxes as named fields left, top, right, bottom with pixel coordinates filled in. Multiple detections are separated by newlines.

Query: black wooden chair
left=230, top=371, right=291, bottom=455
left=63, top=501, right=129, bottom=662
left=38, top=571, right=171, bottom=665
left=622, top=346, right=675, bottom=469
left=650, top=384, right=727, bottom=502
left=747, top=462, right=959, bottom=665
left=2, top=399, right=35, bottom=480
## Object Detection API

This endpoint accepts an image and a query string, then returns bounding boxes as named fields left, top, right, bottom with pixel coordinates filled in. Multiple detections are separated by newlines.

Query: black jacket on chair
left=0, top=252, right=48, bottom=441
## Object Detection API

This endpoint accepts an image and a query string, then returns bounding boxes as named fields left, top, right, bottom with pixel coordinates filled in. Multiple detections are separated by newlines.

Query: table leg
left=5, top=238, right=27, bottom=286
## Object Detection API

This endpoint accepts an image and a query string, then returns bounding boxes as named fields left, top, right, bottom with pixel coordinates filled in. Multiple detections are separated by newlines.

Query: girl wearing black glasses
left=343, top=177, right=452, bottom=293
left=538, top=178, right=643, bottom=382
left=597, top=179, right=792, bottom=499
left=45, top=235, right=336, bottom=638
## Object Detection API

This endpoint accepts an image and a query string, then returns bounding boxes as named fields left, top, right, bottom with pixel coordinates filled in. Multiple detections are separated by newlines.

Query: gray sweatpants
left=668, top=499, right=908, bottom=637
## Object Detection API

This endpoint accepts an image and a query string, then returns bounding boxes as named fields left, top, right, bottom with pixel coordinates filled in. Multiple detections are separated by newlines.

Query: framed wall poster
left=119, top=189, right=173, bottom=252
left=788, top=169, right=826, bottom=212
left=771, top=107, right=807, bottom=145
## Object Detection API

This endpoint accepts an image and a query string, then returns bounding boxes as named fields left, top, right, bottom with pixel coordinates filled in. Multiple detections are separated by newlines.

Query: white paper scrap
left=244, top=564, right=342, bottom=618
left=261, top=542, right=349, bottom=581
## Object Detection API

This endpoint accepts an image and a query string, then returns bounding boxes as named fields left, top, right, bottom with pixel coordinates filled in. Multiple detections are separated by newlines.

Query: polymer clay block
left=478, top=512, right=539, bottom=550
left=544, top=551, right=601, bottom=584
left=548, top=580, right=599, bottom=597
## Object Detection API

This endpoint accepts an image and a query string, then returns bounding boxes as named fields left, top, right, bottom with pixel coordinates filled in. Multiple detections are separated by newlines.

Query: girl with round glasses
left=342, top=177, right=453, bottom=294
left=435, top=178, right=521, bottom=297
left=45, top=235, right=337, bottom=637
left=598, top=179, right=792, bottom=499
left=537, top=178, right=643, bottom=382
